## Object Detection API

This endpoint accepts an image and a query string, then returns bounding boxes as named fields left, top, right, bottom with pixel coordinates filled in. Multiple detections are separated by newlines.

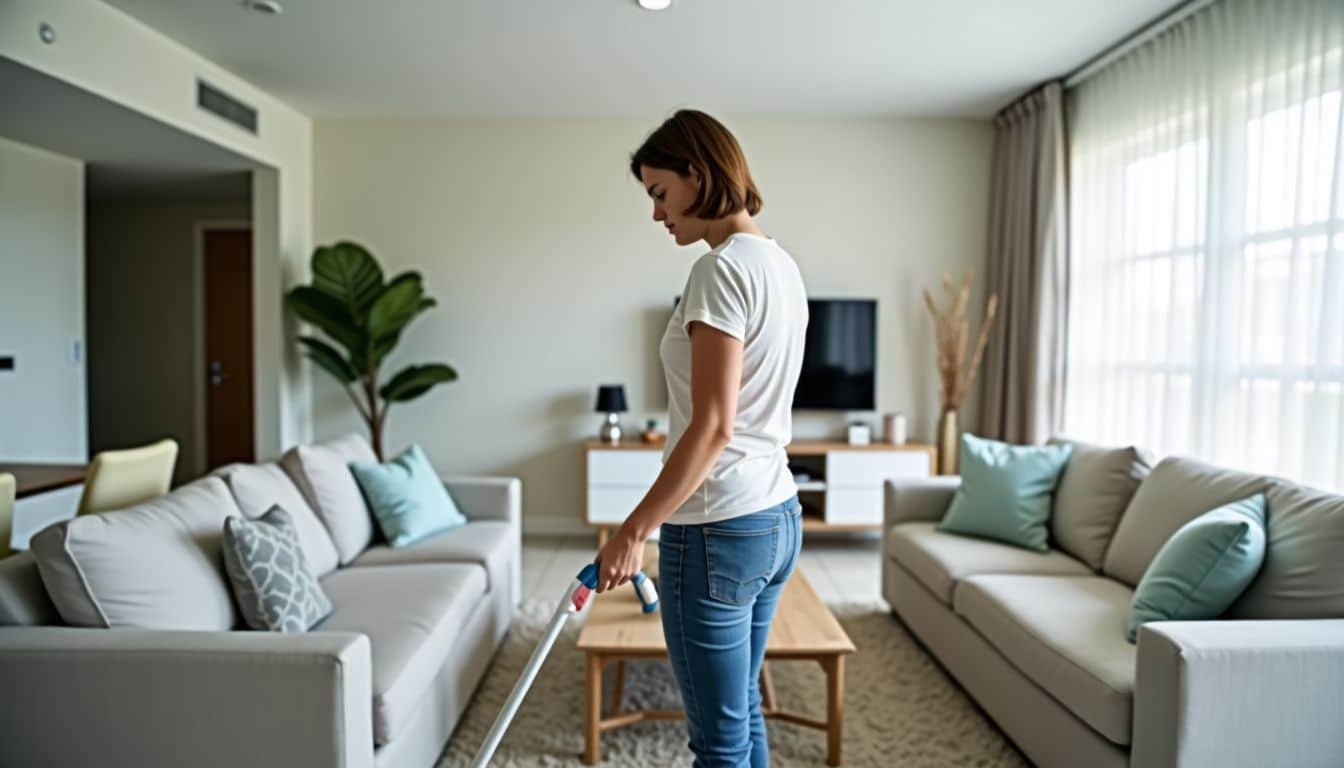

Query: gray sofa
left=0, top=434, right=520, bottom=768
left=882, top=443, right=1344, bottom=768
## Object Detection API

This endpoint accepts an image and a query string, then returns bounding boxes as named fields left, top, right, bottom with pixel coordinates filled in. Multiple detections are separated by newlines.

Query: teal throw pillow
left=937, top=434, right=1073, bottom=552
left=350, top=444, right=467, bottom=548
left=1127, top=493, right=1267, bottom=643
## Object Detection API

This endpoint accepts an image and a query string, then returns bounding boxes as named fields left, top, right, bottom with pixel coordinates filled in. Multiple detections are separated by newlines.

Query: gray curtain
left=979, top=82, right=1068, bottom=445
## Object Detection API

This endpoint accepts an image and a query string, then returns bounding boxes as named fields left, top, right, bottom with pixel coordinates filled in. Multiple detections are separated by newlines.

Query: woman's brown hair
left=630, top=110, right=763, bottom=218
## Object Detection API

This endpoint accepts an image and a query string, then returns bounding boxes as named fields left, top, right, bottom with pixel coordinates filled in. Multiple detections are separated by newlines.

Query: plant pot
left=938, top=409, right=960, bottom=475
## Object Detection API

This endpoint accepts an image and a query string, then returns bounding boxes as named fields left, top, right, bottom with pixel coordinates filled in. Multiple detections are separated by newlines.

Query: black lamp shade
left=595, top=384, right=628, bottom=413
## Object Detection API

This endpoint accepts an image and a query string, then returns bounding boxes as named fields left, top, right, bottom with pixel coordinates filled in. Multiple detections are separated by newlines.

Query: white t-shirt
left=659, top=232, right=808, bottom=525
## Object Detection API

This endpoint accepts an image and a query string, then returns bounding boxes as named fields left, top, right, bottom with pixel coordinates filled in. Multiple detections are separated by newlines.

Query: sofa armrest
left=883, top=476, right=960, bottom=529
left=0, top=627, right=374, bottom=768
left=442, top=475, right=522, bottom=605
left=1134, top=620, right=1344, bottom=768
left=442, top=475, right=521, bottom=528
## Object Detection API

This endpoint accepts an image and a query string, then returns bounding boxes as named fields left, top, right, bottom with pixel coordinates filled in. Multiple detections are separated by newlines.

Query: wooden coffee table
left=575, top=549, right=855, bottom=765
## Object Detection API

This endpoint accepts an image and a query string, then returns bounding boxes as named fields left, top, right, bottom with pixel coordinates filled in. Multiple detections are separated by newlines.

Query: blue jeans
left=658, top=496, right=803, bottom=768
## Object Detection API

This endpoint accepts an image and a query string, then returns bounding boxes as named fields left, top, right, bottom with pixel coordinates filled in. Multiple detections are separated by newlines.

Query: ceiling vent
left=197, top=79, right=258, bottom=135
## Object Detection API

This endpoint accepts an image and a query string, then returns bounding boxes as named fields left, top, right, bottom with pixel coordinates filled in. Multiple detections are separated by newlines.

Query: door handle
left=210, top=361, right=228, bottom=387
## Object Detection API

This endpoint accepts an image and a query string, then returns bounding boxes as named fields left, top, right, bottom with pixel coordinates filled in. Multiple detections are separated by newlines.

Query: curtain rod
left=1064, top=0, right=1219, bottom=88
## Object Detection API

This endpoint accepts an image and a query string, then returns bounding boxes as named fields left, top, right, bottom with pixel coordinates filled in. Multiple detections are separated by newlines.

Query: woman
left=594, top=109, right=809, bottom=768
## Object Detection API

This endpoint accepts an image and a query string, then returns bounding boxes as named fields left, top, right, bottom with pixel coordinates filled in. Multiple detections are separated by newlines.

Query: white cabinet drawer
left=587, top=450, right=662, bottom=487
left=586, top=485, right=649, bottom=525
left=826, top=451, right=930, bottom=487
left=824, top=487, right=884, bottom=525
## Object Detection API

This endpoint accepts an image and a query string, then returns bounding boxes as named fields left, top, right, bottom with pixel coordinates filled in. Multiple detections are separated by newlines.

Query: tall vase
left=938, top=409, right=960, bottom=475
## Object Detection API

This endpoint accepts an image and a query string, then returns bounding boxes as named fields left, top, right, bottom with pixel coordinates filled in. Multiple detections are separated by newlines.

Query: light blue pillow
left=937, top=434, right=1073, bottom=552
left=349, top=444, right=467, bottom=548
left=1127, top=494, right=1267, bottom=643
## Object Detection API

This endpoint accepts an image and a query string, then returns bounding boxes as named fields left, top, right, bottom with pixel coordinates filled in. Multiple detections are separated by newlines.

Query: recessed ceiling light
left=638, top=0, right=671, bottom=10
left=242, top=0, right=284, bottom=15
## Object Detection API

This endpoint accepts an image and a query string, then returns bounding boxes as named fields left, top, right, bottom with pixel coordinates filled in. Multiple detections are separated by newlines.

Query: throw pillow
left=222, top=506, right=333, bottom=633
left=350, top=444, right=467, bottom=548
left=1127, top=493, right=1267, bottom=642
left=937, top=434, right=1073, bottom=552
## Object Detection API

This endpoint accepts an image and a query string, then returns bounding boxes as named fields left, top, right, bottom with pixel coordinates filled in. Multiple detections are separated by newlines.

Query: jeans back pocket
left=702, top=524, right=780, bottom=606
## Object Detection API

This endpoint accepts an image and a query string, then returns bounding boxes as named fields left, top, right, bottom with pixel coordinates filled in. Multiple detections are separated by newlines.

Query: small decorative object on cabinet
left=846, top=422, right=871, bottom=445
left=640, top=418, right=665, bottom=445
left=594, top=384, right=628, bottom=444
left=923, top=271, right=998, bottom=475
left=883, top=412, right=908, bottom=445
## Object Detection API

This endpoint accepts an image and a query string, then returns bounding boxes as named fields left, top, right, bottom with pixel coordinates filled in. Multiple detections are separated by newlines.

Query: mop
left=469, top=561, right=659, bottom=768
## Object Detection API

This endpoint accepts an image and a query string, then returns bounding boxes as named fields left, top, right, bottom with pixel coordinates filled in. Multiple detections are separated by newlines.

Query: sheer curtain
left=1064, top=0, right=1344, bottom=490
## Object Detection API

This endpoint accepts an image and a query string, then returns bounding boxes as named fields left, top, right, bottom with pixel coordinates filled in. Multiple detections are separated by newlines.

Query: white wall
left=0, top=136, right=86, bottom=462
left=86, top=199, right=250, bottom=483
left=315, top=117, right=992, bottom=534
left=0, top=0, right=313, bottom=458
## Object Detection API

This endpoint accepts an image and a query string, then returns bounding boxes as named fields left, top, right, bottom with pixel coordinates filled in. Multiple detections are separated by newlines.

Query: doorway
left=203, top=227, right=255, bottom=469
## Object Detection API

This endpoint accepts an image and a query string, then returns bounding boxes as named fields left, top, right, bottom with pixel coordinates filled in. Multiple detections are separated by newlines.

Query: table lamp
left=595, top=384, right=628, bottom=444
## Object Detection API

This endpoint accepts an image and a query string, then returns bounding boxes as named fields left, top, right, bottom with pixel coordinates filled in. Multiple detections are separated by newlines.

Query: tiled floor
left=522, top=532, right=886, bottom=605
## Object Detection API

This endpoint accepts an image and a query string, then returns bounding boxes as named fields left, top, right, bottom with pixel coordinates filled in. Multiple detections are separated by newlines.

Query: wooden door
left=204, top=229, right=255, bottom=469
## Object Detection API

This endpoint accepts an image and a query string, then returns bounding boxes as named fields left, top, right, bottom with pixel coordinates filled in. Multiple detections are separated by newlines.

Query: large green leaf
left=312, top=242, right=384, bottom=321
left=379, top=364, right=458, bottom=402
left=286, top=286, right=364, bottom=355
left=298, top=337, right=358, bottom=384
left=367, top=275, right=428, bottom=344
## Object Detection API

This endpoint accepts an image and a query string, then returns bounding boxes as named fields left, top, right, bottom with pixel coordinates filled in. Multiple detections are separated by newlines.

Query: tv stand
left=583, top=439, right=936, bottom=546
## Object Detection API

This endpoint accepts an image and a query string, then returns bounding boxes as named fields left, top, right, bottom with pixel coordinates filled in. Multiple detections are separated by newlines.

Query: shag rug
left=438, top=600, right=1028, bottom=767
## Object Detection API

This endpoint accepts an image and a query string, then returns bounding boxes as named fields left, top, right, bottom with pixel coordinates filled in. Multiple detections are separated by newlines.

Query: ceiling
left=101, top=0, right=1182, bottom=119
left=0, top=56, right=254, bottom=199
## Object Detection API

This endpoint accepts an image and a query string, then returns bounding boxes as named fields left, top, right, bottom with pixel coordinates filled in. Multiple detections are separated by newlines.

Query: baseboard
left=522, top=517, right=591, bottom=537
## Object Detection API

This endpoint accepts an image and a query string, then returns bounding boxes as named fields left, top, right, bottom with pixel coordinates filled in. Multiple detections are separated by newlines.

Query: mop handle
left=469, top=564, right=657, bottom=767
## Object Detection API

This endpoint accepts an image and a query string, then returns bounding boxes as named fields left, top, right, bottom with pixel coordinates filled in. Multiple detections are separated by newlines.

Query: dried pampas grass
left=923, top=272, right=998, bottom=413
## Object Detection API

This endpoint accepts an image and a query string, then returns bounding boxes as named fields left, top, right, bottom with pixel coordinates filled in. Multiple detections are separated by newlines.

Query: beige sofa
left=0, top=434, right=520, bottom=768
left=882, top=443, right=1344, bottom=768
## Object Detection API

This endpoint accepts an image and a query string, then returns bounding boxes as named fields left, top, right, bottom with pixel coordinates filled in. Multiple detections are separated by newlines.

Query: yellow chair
left=0, top=473, right=14, bottom=558
left=77, top=439, right=179, bottom=516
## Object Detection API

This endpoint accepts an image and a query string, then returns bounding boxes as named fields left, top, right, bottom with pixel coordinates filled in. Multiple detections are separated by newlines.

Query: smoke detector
left=638, top=0, right=671, bottom=10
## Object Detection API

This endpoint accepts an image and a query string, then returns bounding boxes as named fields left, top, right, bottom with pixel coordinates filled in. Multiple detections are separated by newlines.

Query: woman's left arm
left=593, top=321, right=743, bottom=592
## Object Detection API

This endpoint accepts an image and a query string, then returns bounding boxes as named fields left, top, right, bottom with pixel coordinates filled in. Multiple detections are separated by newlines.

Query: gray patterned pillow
left=222, top=506, right=333, bottom=633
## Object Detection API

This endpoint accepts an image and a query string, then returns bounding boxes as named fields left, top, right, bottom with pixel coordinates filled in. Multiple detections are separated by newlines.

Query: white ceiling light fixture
left=638, top=0, right=671, bottom=11
left=242, top=0, right=284, bottom=16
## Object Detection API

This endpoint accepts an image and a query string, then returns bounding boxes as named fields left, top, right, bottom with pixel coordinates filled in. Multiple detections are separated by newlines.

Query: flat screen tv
left=794, top=299, right=876, bottom=411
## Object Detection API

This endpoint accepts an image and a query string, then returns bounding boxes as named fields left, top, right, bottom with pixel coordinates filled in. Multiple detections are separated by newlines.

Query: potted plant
left=285, top=241, right=457, bottom=461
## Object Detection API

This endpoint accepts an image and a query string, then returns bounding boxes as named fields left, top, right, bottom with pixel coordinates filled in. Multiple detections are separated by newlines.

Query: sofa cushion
left=352, top=521, right=512, bottom=596
left=282, top=434, right=378, bottom=564
left=29, top=477, right=240, bottom=630
left=223, top=507, right=334, bottom=633
left=214, top=462, right=340, bottom=576
left=887, top=522, right=1091, bottom=605
left=955, top=574, right=1136, bottom=745
left=1230, top=480, right=1344, bottom=619
left=316, top=563, right=487, bottom=746
left=1048, top=438, right=1152, bottom=571
left=0, top=550, right=60, bottom=627
left=937, top=435, right=1073, bottom=552
left=1104, top=457, right=1272, bottom=587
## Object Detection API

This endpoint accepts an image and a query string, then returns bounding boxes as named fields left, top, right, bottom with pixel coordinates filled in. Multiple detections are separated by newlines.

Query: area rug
left=438, top=600, right=1028, bottom=767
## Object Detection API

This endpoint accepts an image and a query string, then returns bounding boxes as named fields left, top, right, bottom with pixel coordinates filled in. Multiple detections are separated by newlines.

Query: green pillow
left=1127, top=494, right=1267, bottom=643
left=350, top=444, right=467, bottom=548
left=937, top=434, right=1073, bottom=552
